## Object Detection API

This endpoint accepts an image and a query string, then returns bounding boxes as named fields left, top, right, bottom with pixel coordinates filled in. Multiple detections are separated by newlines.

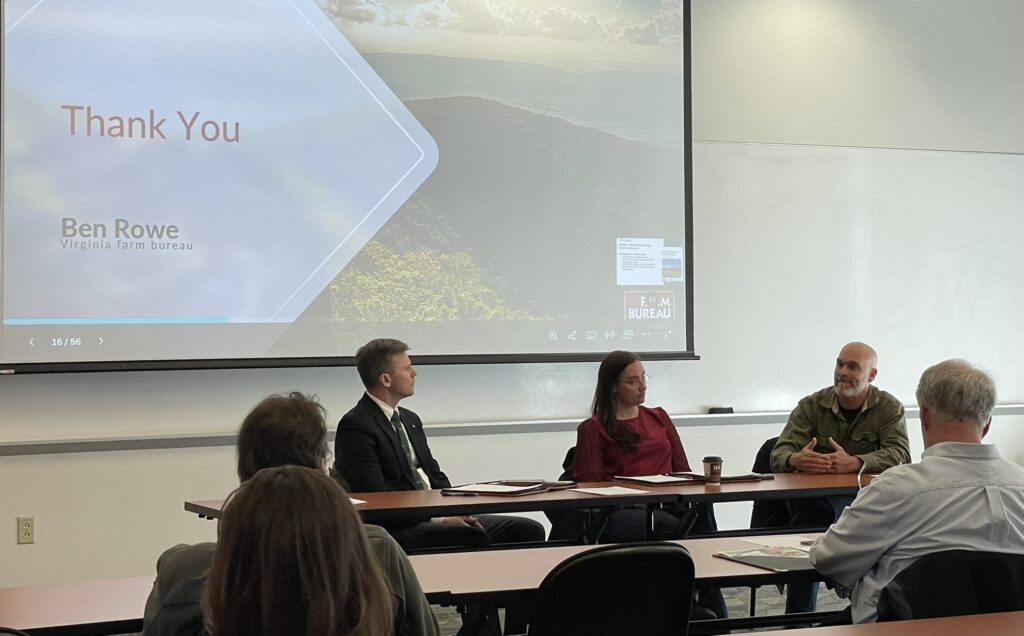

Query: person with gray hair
left=915, top=358, right=997, bottom=429
left=809, top=359, right=1024, bottom=623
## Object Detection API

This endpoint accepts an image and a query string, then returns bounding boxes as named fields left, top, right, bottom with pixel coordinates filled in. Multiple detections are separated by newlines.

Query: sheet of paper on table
left=615, top=474, right=693, bottom=484
left=572, top=486, right=650, bottom=495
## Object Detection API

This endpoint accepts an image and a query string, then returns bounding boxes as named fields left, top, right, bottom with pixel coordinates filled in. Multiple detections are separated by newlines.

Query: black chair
left=527, top=542, right=695, bottom=636
left=328, top=465, right=352, bottom=492
left=0, top=628, right=32, bottom=636
left=749, top=436, right=790, bottom=528
left=877, top=550, right=1024, bottom=621
left=544, top=447, right=609, bottom=543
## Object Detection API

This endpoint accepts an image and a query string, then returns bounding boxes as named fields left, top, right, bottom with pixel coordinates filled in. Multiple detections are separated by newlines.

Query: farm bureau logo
left=624, top=291, right=674, bottom=321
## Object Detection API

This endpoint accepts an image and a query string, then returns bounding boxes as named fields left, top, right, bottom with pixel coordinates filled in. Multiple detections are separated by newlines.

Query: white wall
left=692, top=0, right=1024, bottom=153
left=3, top=0, right=1024, bottom=587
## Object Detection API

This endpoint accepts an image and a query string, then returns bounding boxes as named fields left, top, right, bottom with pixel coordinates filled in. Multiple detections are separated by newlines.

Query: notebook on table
left=712, top=545, right=815, bottom=572
left=441, top=479, right=577, bottom=496
left=615, top=472, right=774, bottom=485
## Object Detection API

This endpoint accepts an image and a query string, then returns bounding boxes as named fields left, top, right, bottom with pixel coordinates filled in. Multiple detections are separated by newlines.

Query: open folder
left=615, top=472, right=774, bottom=485
left=712, top=546, right=815, bottom=572
left=441, top=479, right=577, bottom=496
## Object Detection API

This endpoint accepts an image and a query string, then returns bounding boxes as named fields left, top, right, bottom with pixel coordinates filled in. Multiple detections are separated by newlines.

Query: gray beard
left=835, top=383, right=861, bottom=399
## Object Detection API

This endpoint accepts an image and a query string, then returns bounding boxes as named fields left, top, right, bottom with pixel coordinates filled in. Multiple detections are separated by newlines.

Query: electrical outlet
left=17, top=516, right=34, bottom=545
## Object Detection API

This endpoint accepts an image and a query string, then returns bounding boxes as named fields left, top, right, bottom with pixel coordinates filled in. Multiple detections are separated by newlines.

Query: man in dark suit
left=335, top=337, right=545, bottom=550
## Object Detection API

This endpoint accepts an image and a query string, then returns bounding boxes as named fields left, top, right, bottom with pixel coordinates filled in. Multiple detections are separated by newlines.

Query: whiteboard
left=670, top=140, right=1024, bottom=411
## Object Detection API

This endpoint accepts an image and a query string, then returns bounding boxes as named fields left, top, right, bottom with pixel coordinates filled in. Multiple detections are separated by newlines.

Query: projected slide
left=1, top=0, right=691, bottom=368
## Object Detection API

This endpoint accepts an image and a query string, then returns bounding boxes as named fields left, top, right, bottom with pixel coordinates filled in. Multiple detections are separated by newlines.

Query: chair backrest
left=558, top=446, right=576, bottom=482
left=0, top=628, right=32, bottom=636
left=750, top=437, right=791, bottom=528
left=545, top=447, right=590, bottom=542
left=751, top=436, right=777, bottom=474
left=527, top=542, right=695, bottom=636
left=877, top=550, right=1024, bottom=621
left=328, top=465, right=352, bottom=492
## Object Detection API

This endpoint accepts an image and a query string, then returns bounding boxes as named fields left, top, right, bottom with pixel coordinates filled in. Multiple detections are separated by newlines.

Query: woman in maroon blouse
left=574, top=351, right=691, bottom=482
left=574, top=350, right=726, bottom=617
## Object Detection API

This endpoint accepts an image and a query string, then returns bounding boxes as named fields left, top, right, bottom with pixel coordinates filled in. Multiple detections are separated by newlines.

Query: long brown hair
left=591, top=350, right=643, bottom=451
left=201, top=466, right=393, bottom=636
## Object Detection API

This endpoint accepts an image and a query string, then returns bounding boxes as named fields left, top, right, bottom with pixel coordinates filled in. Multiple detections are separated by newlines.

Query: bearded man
left=771, top=342, right=911, bottom=613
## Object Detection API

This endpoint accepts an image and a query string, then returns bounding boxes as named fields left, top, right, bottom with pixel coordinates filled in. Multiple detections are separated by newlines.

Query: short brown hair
left=236, top=392, right=328, bottom=482
left=355, top=338, right=409, bottom=389
left=202, top=466, right=393, bottom=636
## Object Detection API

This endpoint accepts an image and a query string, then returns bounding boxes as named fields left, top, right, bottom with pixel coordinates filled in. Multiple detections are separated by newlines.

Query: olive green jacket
left=771, top=385, right=911, bottom=473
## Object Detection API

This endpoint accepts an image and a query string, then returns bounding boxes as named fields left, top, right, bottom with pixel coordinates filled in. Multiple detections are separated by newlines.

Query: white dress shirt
left=810, top=441, right=1024, bottom=623
left=366, top=392, right=432, bottom=490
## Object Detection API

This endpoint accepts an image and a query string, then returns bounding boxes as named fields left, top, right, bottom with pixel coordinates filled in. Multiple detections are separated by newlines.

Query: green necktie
left=391, top=410, right=428, bottom=490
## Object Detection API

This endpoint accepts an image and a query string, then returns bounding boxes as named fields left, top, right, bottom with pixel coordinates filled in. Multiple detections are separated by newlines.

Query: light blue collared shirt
left=811, top=442, right=1024, bottom=622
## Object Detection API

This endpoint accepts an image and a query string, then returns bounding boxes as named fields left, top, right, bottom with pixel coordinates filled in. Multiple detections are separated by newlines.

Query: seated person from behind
left=770, top=342, right=911, bottom=613
left=202, top=465, right=393, bottom=636
left=573, top=350, right=726, bottom=617
left=142, top=392, right=438, bottom=636
left=810, top=359, right=1024, bottom=623
left=334, top=338, right=545, bottom=551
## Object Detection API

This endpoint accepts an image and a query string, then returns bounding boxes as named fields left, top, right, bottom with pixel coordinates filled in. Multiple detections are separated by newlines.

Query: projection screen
left=0, top=0, right=693, bottom=372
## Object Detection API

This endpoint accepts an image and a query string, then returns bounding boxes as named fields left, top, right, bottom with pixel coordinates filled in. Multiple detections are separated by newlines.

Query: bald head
left=917, top=359, right=995, bottom=447
left=840, top=342, right=878, bottom=368
left=834, top=342, right=878, bottom=408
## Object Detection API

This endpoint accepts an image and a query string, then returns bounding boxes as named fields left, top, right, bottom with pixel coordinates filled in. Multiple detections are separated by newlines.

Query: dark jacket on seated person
left=141, top=524, right=439, bottom=636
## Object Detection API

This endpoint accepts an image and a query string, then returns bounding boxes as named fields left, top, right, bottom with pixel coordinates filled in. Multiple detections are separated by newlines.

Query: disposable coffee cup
left=703, top=456, right=723, bottom=484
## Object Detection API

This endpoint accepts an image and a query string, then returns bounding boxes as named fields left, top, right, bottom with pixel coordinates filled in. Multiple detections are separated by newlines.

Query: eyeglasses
left=621, top=373, right=651, bottom=388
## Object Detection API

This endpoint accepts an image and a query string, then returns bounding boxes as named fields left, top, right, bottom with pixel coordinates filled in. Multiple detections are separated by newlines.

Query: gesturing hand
left=826, top=437, right=863, bottom=474
left=788, top=437, right=833, bottom=473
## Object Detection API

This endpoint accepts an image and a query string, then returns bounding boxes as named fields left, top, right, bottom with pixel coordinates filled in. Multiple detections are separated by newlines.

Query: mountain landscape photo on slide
left=292, top=0, right=685, bottom=349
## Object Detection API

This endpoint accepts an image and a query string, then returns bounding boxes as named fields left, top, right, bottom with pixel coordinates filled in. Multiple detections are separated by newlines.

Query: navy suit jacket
left=335, top=392, right=451, bottom=493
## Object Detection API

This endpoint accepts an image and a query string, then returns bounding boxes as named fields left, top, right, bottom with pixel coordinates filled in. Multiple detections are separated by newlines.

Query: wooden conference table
left=411, top=532, right=830, bottom=634
left=753, top=611, right=1024, bottom=636
left=5, top=573, right=1020, bottom=636
left=0, top=534, right=814, bottom=635
left=410, top=533, right=822, bottom=605
left=0, top=575, right=152, bottom=636
left=184, top=473, right=866, bottom=521
left=184, top=480, right=678, bottom=521
left=657, top=471, right=872, bottom=503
